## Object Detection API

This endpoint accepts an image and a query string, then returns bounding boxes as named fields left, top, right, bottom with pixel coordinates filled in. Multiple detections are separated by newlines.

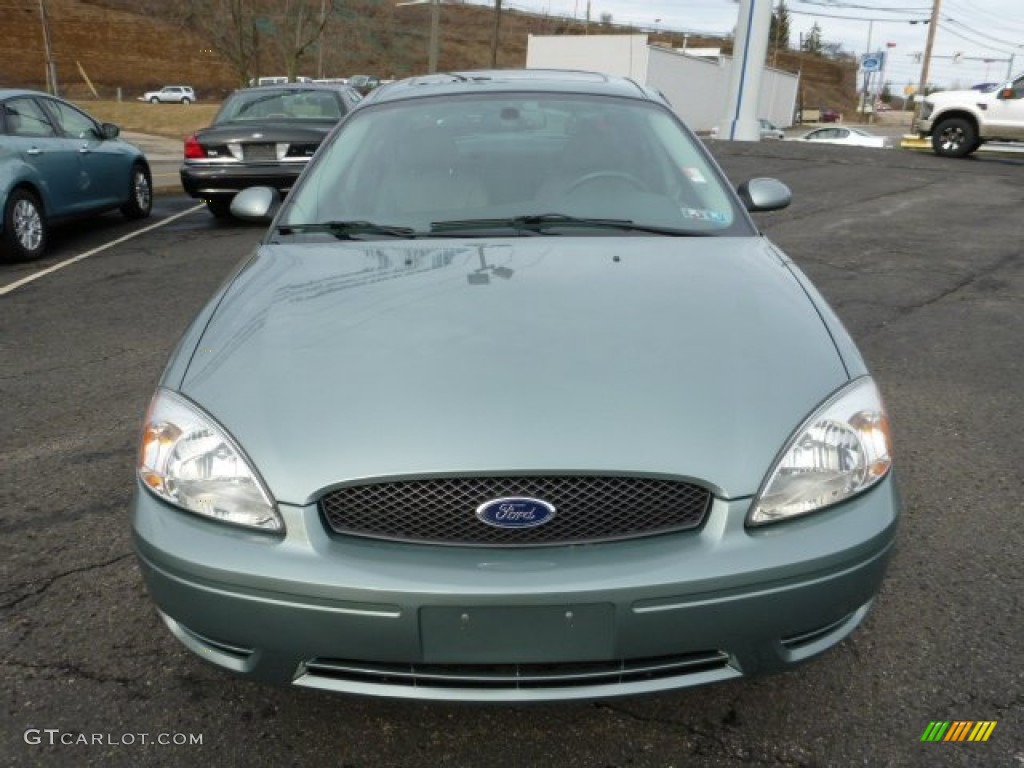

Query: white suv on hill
left=139, top=86, right=196, bottom=104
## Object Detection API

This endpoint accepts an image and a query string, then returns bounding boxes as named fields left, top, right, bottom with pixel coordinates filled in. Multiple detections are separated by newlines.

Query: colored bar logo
left=920, top=721, right=997, bottom=742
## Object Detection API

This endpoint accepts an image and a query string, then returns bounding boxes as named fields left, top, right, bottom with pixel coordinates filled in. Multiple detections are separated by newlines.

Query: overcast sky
left=488, top=0, right=1023, bottom=90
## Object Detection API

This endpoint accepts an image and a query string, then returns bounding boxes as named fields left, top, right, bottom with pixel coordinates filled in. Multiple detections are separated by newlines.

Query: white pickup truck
left=916, top=73, right=1024, bottom=157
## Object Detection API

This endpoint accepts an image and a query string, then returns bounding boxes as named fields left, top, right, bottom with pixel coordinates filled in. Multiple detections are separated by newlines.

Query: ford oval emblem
left=475, top=497, right=556, bottom=529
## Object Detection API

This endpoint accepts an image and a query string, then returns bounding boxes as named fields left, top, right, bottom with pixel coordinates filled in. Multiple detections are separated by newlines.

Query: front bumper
left=132, top=475, right=899, bottom=702
left=179, top=162, right=305, bottom=199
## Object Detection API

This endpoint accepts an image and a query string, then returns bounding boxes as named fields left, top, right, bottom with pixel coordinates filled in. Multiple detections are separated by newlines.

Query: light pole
left=859, top=19, right=874, bottom=122
left=397, top=0, right=441, bottom=74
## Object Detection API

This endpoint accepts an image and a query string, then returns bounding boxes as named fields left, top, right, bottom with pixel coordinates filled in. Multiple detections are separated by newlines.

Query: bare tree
left=179, top=0, right=260, bottom=87
left=175, top=0, right=336, bottom=85
left=263, top=0, right=337, bottom=81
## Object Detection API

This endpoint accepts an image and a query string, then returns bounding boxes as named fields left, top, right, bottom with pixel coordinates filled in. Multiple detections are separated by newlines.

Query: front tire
left=121, top=163, right=153, bottom=220
left=149, top=96, right=159, bottom=104
left=932, top=117, right=978, bottom=158
left=1, top=189, right=47, bottom=262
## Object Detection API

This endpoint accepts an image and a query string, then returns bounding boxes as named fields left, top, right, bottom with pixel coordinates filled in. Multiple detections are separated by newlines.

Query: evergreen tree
left=802, top=22, right=824, bottom=55
left=771, top=1, right=791, bottom=51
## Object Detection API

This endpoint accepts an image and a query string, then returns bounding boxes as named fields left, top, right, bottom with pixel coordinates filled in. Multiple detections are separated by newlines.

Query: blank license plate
left=420, top=604, right=615, bottom=663
left=243, top=143, right=276, bottom=161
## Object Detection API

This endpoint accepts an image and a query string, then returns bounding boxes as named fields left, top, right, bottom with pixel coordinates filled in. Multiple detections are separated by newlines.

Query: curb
left=899, top=135, right=930, bottom=150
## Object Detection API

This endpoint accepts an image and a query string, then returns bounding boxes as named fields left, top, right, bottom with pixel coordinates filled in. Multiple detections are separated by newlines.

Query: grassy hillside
left=1, top=0, right=857, bottom=114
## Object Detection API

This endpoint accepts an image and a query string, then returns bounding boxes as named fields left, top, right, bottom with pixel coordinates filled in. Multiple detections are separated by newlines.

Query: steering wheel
left=566, top=171, right=648, bottom=193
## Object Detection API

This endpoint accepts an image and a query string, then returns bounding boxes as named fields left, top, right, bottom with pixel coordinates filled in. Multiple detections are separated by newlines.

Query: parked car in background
left=139, top=85, right=196, bottom=104
left=136, top=69, right=899, bottom=702
left=759, top=118, right=785, bottom=140
left=179, top=82, right=362, bottom=217
left=249, top=77, right=314, bottom=86
left=819, top=107, right=841, bottom=123
left=1, top=88, right=152, bottom=261
left=795, top=126, right=889, bottom=148
left=347, top=74, right=380, bottom=95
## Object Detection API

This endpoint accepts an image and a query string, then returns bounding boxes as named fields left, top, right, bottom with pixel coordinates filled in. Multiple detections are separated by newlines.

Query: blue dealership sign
left=861, top=52, right=884, bottom=72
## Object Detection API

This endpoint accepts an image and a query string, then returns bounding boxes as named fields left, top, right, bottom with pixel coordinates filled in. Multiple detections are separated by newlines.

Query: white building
left=526, top=34, right=799, bottom=133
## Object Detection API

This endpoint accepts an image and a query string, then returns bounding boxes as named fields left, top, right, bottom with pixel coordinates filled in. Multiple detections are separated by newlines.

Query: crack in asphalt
left=886, top=248, right=1023, bottom=319
left=1, top=659, right=141, bottom=688
left=768, top=177, right=949, bottom=228
left=0, top=346, right=136, bottom=381
left=591, top=702, right=812, bottom=767
left=0, top=552, right=134, bottom=611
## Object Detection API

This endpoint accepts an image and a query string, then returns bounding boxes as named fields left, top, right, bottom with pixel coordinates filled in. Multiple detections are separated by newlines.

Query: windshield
left=215, top=88, right=344, bottom=123
left=281, top=93, right=752, bottom=236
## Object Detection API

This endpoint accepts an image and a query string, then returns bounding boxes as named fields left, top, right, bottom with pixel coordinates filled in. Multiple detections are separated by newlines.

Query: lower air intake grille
left=319, top=475, right=711, bottom=546
left=300, top=651, right=732, bottom=691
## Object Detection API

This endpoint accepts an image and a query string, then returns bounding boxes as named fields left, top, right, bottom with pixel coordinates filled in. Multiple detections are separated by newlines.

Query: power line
left=944, top=0, right=1024, bottom=34
left=942, top=16, right=1024, bottom=50
left=787, top=8, right=929, bottom=23
left=936, top=21, right=1014, bottom=57
left=793, top=1, right=931, bottom=11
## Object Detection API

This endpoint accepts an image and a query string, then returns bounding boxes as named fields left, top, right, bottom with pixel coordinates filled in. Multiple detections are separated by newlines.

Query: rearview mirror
left=736, top=178, right=792, bottom=212
left=230, top=186, right=282, bottom=222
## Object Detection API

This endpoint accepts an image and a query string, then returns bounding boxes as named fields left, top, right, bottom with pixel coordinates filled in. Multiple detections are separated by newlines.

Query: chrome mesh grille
left=319, top=475, right=711, bottom=546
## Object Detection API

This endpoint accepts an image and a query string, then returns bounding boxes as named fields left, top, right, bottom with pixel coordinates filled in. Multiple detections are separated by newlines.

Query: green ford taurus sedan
left=132, top=70, right=899, bottom=701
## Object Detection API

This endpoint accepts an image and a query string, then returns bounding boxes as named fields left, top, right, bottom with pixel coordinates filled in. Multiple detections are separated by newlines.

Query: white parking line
left=0, top=204, right=204, bottom=297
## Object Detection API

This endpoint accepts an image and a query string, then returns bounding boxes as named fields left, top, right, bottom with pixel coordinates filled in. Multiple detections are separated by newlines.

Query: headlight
left=138, top=389, right=283, bottom=532
left=748, top=377, right=892, bottom=526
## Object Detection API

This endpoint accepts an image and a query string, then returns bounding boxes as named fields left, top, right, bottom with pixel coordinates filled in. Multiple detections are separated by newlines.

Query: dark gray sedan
left=179, top=83, right=361, bottom=217
left=135, top=70, right=899, bottom=702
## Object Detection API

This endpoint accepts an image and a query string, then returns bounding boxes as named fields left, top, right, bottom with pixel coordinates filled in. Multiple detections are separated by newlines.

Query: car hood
left=178, top=237, right=849, bottom=504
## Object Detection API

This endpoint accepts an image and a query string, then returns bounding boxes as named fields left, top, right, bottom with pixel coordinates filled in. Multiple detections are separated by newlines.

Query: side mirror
left=998, top=87, right=1016, bottom=100
left=230, top=186, right=282, bottom=222
left=100, top=122, right=120, bottom=139
left=736, top=178, right=792, bottom=212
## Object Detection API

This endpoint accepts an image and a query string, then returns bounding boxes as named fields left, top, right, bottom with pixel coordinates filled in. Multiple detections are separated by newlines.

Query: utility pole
left=490, top=0, right=503, bottom=69
left=38, top=0, right=58, bottom=96
left=317, top=0, right=327, bottom=78
left=429, top=0, right=440, bottom=73
left=914, top=0, right=942, bottom=122
left=397, top=0, right=441, bottom=74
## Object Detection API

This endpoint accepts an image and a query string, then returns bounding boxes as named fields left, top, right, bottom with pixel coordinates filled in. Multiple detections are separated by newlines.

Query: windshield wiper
left=276, top=220, right=418, bottom=240
left=430, top=213, right=713, bottom=236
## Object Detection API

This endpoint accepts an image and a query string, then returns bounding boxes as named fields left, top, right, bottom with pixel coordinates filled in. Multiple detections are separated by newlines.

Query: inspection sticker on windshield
left=683, top=167, right=708, bottom=184
left=681, top=208, right=727, bottom=223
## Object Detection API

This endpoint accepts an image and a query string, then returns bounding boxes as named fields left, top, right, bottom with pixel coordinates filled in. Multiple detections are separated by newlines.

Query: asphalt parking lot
left=1, top=140, right=1021, bottom=768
